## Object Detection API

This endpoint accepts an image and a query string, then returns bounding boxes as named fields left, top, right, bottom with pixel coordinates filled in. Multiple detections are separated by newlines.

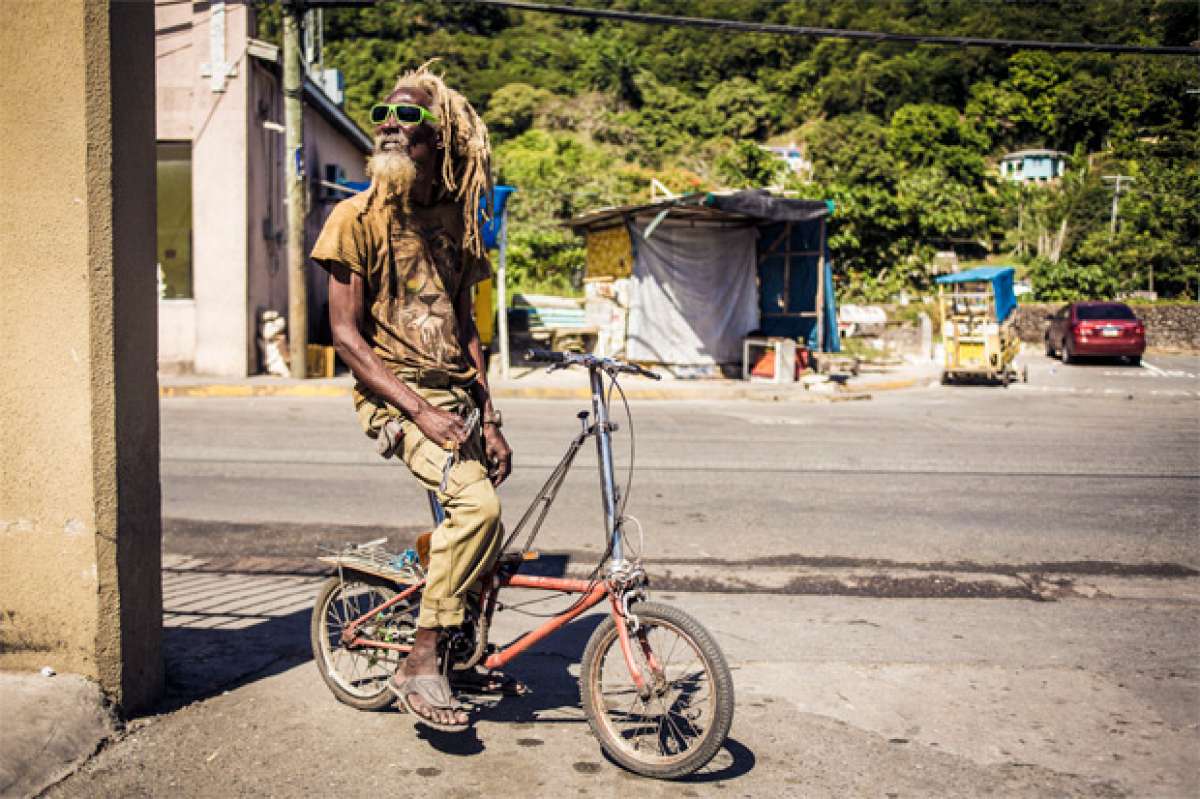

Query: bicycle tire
left=580, top=601, right=734, bottom=779
left=310, top=574, right=413, bottom=711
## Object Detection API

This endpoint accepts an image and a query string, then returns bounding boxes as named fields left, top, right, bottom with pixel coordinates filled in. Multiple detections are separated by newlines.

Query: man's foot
left=391, top=627, right=469, bottom=731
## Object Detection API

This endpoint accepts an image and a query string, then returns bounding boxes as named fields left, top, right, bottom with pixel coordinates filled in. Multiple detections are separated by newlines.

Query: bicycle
left=310, top=349, right=735, bottom=779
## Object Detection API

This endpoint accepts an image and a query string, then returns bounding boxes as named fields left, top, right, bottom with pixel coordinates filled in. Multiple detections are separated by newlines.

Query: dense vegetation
left=261, top=1, right=1199, bottom=301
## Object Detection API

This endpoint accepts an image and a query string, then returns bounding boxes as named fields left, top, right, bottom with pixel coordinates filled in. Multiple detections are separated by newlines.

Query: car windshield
left=1077, top=304, right=1136, bottom=321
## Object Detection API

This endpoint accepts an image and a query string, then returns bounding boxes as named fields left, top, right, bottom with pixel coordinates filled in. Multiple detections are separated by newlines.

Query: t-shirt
left=311, top=190, right=491, bottom=395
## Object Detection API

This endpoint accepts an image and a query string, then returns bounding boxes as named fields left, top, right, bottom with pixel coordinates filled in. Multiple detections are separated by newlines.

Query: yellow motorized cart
left=936, top=266, right=1025, bottom=385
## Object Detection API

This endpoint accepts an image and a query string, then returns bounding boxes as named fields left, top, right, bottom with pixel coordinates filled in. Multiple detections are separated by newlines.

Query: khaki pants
left=357, top=384, right=501, bottom=629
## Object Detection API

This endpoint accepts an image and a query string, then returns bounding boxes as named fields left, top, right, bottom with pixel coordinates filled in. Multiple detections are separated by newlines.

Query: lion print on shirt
left=388, top=223, right=463, bottom=367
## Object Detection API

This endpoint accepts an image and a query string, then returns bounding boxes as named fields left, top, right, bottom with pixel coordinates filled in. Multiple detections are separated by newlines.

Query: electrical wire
left=453, top=0, right=1200, bottom=57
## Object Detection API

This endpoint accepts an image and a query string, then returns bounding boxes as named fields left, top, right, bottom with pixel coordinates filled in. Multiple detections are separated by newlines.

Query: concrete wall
left=302, top=103, right=370, bottom=344
left=190, top=2, right=253, bottom=375
left=1013, top=303, right=1200, bottom=351
left=0, top=0, right=162, bottom=712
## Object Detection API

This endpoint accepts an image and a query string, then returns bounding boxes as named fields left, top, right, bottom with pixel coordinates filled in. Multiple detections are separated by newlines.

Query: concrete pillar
left=0, top=1, right=163, bottom=712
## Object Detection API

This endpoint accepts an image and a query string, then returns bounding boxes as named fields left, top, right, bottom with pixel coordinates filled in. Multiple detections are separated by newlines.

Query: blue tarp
left=480, top=185, right=516, bottom=250
left=936, top=266, right=1017, bottom=324
left=756, top=219, right=841, bottom=352
left=335, top=182, right=516, bottom=252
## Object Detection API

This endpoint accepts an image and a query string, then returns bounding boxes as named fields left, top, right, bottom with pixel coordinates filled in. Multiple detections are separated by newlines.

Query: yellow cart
left=936, top=266, right=1025, bottom=386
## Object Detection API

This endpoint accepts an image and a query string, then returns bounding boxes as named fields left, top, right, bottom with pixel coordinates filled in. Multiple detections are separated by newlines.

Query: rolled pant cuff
left=417, top=598, right=465, bottom=629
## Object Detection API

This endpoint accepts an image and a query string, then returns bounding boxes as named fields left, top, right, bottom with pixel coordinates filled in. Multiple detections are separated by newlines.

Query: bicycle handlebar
left=526, top=349, right=662, bottom=381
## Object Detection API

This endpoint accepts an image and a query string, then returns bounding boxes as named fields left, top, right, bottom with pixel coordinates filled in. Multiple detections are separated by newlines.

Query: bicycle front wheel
left=580, top=601, right=734, bottom=779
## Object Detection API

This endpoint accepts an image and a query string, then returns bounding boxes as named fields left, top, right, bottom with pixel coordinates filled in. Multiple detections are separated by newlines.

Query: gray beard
left=365, top=149, right=417, bottom=208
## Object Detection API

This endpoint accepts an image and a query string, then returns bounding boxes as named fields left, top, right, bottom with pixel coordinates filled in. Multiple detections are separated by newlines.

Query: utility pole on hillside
left=1102, top=175, right=1134, bottom=239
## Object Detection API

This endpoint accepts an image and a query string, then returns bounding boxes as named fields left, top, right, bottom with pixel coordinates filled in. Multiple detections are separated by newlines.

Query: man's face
left=368, top=86, right=438, bottom=203
left=374, top=87, right=438, bottom=166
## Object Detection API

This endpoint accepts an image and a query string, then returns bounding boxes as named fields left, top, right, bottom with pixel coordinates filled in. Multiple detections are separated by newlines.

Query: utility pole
left=1101, top=175, right=1134, bottom=239
left=283, top=2, right=307, bottom=378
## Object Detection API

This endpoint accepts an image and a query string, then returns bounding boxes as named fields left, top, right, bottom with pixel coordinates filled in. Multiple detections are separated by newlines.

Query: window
left=156, top=142, right=192, bottom=299
left=1076, top=304, right=1136, bottom=321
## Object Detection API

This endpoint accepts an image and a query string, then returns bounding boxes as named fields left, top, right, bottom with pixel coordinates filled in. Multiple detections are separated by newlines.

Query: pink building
left=155, top=0, right=370, bottom=375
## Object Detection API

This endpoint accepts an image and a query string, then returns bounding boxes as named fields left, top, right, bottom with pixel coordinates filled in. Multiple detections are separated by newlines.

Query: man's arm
left=455, top=285, right=512, bottom=485
left=326, top=261, right=470, bottom=449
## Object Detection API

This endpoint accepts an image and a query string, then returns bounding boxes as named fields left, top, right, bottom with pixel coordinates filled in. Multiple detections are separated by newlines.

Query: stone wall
left=1013, top=303, right=1200, bottom=351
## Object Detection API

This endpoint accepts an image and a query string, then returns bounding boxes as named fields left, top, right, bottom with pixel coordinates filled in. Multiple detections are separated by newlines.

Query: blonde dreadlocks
left=384, top=59, right=494, bottom=258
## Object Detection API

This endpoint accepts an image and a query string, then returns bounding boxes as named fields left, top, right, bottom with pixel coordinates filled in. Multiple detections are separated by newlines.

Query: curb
left=159, top=376, right=923, bottom=401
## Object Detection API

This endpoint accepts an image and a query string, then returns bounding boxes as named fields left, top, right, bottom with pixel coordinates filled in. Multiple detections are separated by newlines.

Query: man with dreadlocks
left=312, top=62, right=511, bottom=732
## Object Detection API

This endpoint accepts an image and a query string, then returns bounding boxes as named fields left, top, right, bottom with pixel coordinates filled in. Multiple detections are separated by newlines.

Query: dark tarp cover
left=702, top=189, right=833, bottom=222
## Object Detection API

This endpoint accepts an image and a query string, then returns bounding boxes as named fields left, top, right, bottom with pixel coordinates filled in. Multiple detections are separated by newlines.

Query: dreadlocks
left=387, top=59, right=494, bottom=258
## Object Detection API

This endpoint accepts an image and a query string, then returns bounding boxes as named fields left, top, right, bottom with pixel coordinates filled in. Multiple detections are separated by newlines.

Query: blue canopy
left=936, top=266, right=1017, bottom=323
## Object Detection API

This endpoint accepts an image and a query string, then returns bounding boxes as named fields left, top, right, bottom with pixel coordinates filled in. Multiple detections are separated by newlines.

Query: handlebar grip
left=640, top=367, right=663, bottom=381
left=526, top=348, right=565, bottom=364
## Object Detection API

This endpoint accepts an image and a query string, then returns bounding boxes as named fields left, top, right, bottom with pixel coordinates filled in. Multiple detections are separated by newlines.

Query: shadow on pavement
left=155, top=564, right=322, bottom=714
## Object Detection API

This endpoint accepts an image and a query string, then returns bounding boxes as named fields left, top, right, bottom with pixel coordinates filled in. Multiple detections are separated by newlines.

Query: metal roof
left=569, top=190, right=831, bottom=233
left=999, top=149, right=1069, bottom=161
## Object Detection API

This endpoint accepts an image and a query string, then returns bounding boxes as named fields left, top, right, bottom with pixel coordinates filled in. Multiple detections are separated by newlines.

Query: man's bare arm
left=326, top=261, right=469, bottom=447
left=455, top=286, right=511, bottom=485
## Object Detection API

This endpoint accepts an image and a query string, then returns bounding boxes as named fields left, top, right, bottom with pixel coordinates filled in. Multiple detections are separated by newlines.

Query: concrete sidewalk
left=6, top=553, right=1197, bottom=797
left=159, top=360, right=939, bottom=401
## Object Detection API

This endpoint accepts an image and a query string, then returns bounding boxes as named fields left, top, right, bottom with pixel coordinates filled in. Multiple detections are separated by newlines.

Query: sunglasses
left=369, top=103, right=439, bottom=127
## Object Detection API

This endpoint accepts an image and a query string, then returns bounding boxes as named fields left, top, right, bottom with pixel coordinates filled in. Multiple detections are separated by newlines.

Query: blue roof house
left=998, top=149, right=1069, bottom=183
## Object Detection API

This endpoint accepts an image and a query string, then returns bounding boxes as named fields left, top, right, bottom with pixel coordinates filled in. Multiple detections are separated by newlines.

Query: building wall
left=246, top=60, right=288, bottom=369
left=190, top=2, right=253, bottom=375
left=301, top=103, right=370, bottom=345
left=0, top=0, right=162, bottom=711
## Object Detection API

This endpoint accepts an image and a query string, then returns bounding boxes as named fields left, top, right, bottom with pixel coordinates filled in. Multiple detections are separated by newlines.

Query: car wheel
left=1128, top=355, right=1141, bottom=367
left=1061, top=341, right=1073, bottom=365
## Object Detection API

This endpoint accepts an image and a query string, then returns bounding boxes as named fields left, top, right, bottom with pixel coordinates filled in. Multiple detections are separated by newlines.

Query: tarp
left=936, top=266, right=1017, bottom=323
left=625, top=219, right=759, bottom=365
left=703, top=190, right=833, bottom=222
left=756, top=220, right=841, bottom=352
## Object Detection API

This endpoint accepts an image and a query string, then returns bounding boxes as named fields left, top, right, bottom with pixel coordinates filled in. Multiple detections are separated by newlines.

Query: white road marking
left=1141, top=360, right=1167, bottom=376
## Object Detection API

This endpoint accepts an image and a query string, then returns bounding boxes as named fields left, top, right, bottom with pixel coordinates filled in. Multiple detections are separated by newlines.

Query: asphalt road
left=160, top=352, right=1200, bottom=573
left=34, top=352, right=1198, bottom=798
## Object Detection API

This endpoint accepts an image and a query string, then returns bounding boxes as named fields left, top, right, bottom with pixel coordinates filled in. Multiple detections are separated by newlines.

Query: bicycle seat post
left=588, top=363, right=623, bottom=568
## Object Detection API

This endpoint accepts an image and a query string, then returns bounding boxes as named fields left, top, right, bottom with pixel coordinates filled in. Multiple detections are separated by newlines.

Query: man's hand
left=412, top=403, right=471, bottom=451
left=483, top=424, right=512, bottom=486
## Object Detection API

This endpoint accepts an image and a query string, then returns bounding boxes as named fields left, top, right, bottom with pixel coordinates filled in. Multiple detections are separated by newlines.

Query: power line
left=454, top=0, right=1200, bottom=57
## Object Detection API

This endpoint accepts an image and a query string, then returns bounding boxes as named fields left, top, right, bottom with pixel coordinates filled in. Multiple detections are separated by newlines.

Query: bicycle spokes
left=596, top=619, right=715, bottom=761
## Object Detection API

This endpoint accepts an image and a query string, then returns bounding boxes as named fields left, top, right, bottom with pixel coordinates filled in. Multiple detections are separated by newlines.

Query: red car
left=1045, top=301, right=1146, bottom=365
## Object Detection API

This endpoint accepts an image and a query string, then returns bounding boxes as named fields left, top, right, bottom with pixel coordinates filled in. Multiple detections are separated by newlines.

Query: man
left=311, top=63, right=511, bottom=733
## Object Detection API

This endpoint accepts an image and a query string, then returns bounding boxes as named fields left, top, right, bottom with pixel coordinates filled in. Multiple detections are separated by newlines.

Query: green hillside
left=260, top=1, right=1199, bottom=301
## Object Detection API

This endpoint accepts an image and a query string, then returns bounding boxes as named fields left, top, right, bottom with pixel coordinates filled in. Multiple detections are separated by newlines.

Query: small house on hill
left=999, top=149, right=1069, bottom=183
left=569, top=190, right=840, bottom=371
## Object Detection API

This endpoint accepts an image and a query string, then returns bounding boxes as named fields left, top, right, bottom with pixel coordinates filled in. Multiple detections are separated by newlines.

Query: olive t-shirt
left=311, top=190, right=491, bottom=396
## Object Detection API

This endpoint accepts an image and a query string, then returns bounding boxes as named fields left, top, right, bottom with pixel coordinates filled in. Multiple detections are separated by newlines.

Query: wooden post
left=284, top=6, right=307, bottom=378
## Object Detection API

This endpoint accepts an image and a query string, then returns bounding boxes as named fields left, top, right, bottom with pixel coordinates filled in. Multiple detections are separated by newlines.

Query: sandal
left=449, top=667, right=531, bottom=696
left=389, top=674, right=470, bottom=733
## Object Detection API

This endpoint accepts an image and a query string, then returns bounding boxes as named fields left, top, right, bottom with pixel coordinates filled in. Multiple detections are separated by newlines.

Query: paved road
left=32, top=354, right=1198, bottom=798
left=161, top=352, right=1200, bottom=573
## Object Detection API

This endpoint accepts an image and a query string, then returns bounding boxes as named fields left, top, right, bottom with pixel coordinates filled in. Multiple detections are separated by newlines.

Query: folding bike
left=310, top=350, right=734, bottom=779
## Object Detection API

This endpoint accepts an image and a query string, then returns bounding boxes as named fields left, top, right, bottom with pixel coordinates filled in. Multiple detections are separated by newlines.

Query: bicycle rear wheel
left=580, top=601, right=734, bottom=779
left=310, top=574, right=416, bottom=711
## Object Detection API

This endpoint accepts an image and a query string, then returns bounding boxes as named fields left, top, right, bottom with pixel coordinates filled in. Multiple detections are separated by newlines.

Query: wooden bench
left=508, top=293, right=598, bottom=353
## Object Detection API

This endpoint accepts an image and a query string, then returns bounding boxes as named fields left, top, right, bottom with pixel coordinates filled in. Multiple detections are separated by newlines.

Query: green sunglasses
left=369, top=102, right=439, bottom=127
